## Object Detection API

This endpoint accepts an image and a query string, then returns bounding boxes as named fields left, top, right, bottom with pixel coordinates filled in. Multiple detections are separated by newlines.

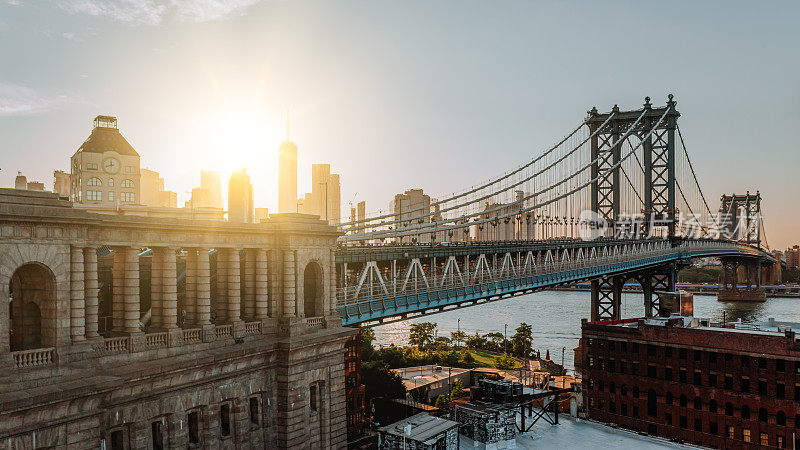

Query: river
left=372, top=291, right=800, bottom=371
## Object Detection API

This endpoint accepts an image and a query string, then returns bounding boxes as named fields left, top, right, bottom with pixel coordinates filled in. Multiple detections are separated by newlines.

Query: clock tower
left=70, top=115, right=140, bottom=207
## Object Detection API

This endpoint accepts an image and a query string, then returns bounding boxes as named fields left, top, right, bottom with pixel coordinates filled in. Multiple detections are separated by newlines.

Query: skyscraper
left=279, top=139, right=297, bottom=213
left=201, top=170, right=222, bottom=209
left=228, top=168, right=254, bottom=223
left=298, top=163, right=341, bottom=223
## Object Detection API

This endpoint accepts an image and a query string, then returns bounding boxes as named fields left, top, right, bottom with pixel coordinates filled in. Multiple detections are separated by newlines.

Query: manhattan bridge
left=333, top=96, right=774, bottom=326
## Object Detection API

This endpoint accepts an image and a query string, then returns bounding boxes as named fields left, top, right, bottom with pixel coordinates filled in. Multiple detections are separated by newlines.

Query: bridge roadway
left=334, top=238, right=773, bottom=326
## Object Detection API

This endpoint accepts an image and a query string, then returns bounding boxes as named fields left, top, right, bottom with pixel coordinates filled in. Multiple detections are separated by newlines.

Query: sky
left=0, top=0, right=798, bottom=249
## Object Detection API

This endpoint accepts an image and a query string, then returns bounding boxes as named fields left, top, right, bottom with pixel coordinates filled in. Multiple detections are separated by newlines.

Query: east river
left=372, top=291, right=800, bottom=371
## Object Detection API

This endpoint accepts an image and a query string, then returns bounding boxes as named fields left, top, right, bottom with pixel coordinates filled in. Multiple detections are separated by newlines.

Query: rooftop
left=379, top=412, right=459, bottom=443
left=393, top=365, right=470, bottom=391
left=601, top=314, right=800, bottom=338
left=75, top=116, right=138, bottom=157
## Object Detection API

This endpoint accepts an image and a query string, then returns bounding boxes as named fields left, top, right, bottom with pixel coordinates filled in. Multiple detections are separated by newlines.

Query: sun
left=202, top=105, right=282, bottom=176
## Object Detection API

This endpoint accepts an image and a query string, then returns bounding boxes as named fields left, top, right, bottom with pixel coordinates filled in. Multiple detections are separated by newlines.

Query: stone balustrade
left=215, top=324, right=233, bottom=338
left=104, top=337, right=130, bottom=353
left=12, top=347, right=56, bottom=368
left=306, top=317, right=325, bottom=328
left=183, top=328, right=201, bottom=343
left=244, top=321, right=261, bottom=335
left=145, top=332, right=168, bottom=349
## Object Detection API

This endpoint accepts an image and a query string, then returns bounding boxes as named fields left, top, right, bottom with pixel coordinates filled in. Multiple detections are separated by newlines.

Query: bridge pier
left=590, top=264, right=677, bottom=322
left=718, top=257, right=766, bottom=302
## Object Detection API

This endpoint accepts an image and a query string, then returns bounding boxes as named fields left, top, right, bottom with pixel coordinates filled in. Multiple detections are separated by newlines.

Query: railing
left=215, top=324, right=233, bottom=338
left=105, top=337, right=130, bottom=353
left=145, top=332, right=167, bottom=348
left=244, top=321, right=261, bottom=335
left=183, top=328, right=201, bottom=343
left=305, top=317, right=325, bottom=328
left=337, top=240, right=753, bottom=307
left=12, top=347, right=55, bottom=368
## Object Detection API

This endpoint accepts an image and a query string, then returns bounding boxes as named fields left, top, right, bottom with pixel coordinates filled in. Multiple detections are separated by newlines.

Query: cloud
left=58, top=0, right=265, bottom=25
left=0, top=83, right=67, bottom=115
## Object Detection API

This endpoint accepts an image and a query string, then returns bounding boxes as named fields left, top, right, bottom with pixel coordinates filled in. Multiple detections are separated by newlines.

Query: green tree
left=374, top=345, right=407, bottom=368
left=409, top=322, right=437, bottom=350
left=465, top=332, right=486, bottom=350
left=461, top=351, right=475, bottom=366
left=360, top=327, right=376, bottom=361
left=495, top=353, right=516, bottom=370
left=362, top=360, right=406, bottom=403
left=511, top=323, right=533, bottom=358
left=484, top=332, right=505, bottom=352
left=450, top=379, right=465, bottom=399
left=434, top=394, right=448, bottom=412
left=450, top=330, right=466, bottom=348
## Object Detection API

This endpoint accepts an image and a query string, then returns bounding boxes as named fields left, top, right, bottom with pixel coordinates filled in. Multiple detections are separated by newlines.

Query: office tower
left=255, top=207, right=269, bottom=223
left=298, top=164, right=342, bottom=223
left=228, top=169, right=254, bottom=223
left=201, top=170, right=222, bottom=209
left=279, top=140, right=297, bottom=213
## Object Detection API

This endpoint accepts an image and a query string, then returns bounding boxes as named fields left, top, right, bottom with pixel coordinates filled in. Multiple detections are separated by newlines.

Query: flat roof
left=393, top=365, right=470, bottom=390
left=602, top=315, right=800, bottom=338
left=379, top=412, right=460, bottom=443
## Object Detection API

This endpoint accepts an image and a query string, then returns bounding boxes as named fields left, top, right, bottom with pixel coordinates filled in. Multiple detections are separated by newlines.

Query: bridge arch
left=9, top=262, right=57, bottom=351
left=303, top=261, right=324, bottom=317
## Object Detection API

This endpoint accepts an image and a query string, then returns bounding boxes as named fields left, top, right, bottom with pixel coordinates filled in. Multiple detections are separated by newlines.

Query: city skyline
left=1, top=1, right=799, bottom=248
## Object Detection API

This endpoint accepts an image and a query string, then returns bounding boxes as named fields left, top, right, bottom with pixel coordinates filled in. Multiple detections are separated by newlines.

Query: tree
left=495, top=353, right=516, bottom=370
left=511, top=323, right=533, bottom=358
left=450, top=379, right=465, bottom=399
left=484, top=332, right=505, bottom=353
left=409, top=322, right=437, bottom=350
left=434, top=394, right=448, bottom=412
left=450, top=330, right=466, bottom=348
left=362, top=360, right=406, bottom=404
left=461, top=351, right=475, bottom=366
left=360, top=327, right=376, bottom=361
left=465, top=332, right=486, bottom=350
left=374, top=345, right=407, bottom=368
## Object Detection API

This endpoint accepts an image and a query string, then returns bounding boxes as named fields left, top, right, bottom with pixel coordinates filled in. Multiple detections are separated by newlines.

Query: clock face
left=102, top=157, right=120, bottom=174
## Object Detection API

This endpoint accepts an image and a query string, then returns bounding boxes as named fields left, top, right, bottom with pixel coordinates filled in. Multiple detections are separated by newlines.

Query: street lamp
left=504, top=323, right=508, bottom=354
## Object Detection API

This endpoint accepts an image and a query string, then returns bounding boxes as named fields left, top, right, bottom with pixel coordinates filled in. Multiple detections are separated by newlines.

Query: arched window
left=759, top=408, right=768, bottom=422
left=303, top=261, right=323, bottom=317
left=777, top=411, right=786, bottom=426
left=121, top=179, right=134, bottom=188
left=647, top=389, right=657, bottom=417
left=108, top=178, right=114, bottom=187
left=9, top=263, right=56, bottom=351
left=694, top=396, right=702, bottom=410
left=87, top=177, right=102, bottom=186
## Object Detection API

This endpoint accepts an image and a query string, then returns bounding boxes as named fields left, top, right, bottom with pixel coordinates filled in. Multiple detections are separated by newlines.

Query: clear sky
left=1, top=1, right=798, bottom=249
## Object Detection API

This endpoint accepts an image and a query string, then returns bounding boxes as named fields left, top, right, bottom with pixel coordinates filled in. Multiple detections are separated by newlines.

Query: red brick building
left=583, top=316, right=800, bottom=449
left=345, top=330, right=366, bottom=441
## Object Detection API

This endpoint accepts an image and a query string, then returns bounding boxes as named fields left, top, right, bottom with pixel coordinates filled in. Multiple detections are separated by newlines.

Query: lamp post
left=504, top=323, right=508, bottom=355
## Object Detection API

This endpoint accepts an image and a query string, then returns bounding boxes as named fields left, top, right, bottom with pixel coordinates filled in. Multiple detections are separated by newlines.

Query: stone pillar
left=255, top=249, right=269, bottom=319
left=150, top=248, right=163, bottom=329
left=112, top=248, right=126, bottom=333
left=227, top=249, right=241, bottom=323
left=185, top=248, right=197, bottom=325
left=161, top=247, right=178, bottom=329
left=329, top=248, right=337, bottom=315
left=216, top=249, right=228, bottom=323
left=123, top=247, right=141, bottom=334
left=243, top=249, right=256, bottom=320
left=70, top=246, right=85, bottom=341
left=268, top=250, right=280, bottom=318
left=196, top=248, right=211, bottom=326
left=283, top=250, right=296, bottom=318
left=84, top=247, right=99, bottom=338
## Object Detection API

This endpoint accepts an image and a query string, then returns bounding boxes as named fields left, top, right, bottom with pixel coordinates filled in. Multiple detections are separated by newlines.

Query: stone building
left=0, top=188, right=354, bottom=449
left=378, top=413, right=460, bottom=450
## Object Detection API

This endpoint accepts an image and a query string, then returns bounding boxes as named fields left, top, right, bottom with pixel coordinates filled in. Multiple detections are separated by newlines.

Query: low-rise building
left=378, top=412, right=460, bottom=450
left=583, top=309, right=800, bottom=448
left=453, top=401, right=516, bottom=448
left=394, top=365, right=472, bottom=403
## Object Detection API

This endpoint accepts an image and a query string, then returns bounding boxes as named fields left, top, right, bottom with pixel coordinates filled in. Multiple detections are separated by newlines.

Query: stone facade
left=0, top=188, right=355, bottom=449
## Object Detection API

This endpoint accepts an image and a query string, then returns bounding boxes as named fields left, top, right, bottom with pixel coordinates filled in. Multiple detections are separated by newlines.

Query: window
left=87, top=163, right=98, bottom=170
left=759, top=408, right=768, bottom=423
left=665, top=413, right=672, bottom=425
left=609, top=402, right=616, bottom=413
left=777, top=383, right=785, bottom=399
left=588, top=357, right=594, bottom=368
left=647, top=390, right=657, bottom=417
left=725, top=374, right=733, bottom=390
left=310, top=384, right=318, bottom=412
left=620, top=342, right=627, bottom=352
left=665, top=367, right=672, bottom=380
left=694, top=350, right=702, bottom=362
left=598, top=380, right=604, bottom=392
left=609, top=382, right=615, bottom=394
left=743, top=429, right=751, bottom=443
left=632, top=343, right=639, bottom=353
left=741, top=355, right=749, bottom=367
left=609, top=340, right=615, bottom=350
left=741, top=377, right=750, bottom=393
left=679, top=348, right=687, bottom=359
left=759, top=358, right=767, bottom=369
left=778, top=411, right=786, bottom=426
left=648, top=365, right=657, bottom=378
left=742, top=405, right=750, bottom=420
left=621, top=403, right=627, bottom=416
left=728, top=426, right=735, bottom=439
left=87, top=190, right=102, bottom=201
left=778, top=435, right=785, bottom=449
left=249, top=397, right=260, bottom=425
left=621, top=384, right=627, bottom=396
left=633, top=386, right=639, bottom=398
left=632, top=362, right=639, bottom=375
left=87, top=177, right=102, bottom=186
left=109, top=178, right=114, bottom=187
left=725, top=402, right=733, bottom=416
left=665, top=391, right=673, bottom=405
left=693, top=371, right=702, bottom=385
left=620, top=361, right=627, bottom=374
left=777, top=359, right=785, bottom=372
left=759, top=379, right=767, bottom=395
left=694, top=397, right=702, bottom=410
left=121, top=179, right=135, bottom=188
left=188, top=410, right=200, bottom=445
left=796, top=385, right=800, bottom=401
left=761, top=432, right=768, bottom=446
left=110, top=429, right=126, bottom=450
left=708, top=373, right=717, bottom=387
left=609, top=359, right=615, bottom=373
left=120, top=192, right=135, bottom=202
left=679, top=394, right=687, bottom=407
left=151, top=420, right=164, bottom=450
left=710, top=421, right=718, bottom=435
left=679, top=369, right=687, bottom=383
left=220, top=404, right=231, bottom=438
left=125, top=166, right=135, bottom=173
left=108, top=191, right=114, bottom=202
left=709, top=399, right=717, bottom=413
left=709, top=352, right=717, bottom=363
left=633, top=406, right=638, bottom=417
left=694, top=418, right=702, bottom=432
left=679, top=415, right=687, bottom=429
left=648, top=345, right=657, bottom=356
left=665, top=347, right=673, bottom=357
